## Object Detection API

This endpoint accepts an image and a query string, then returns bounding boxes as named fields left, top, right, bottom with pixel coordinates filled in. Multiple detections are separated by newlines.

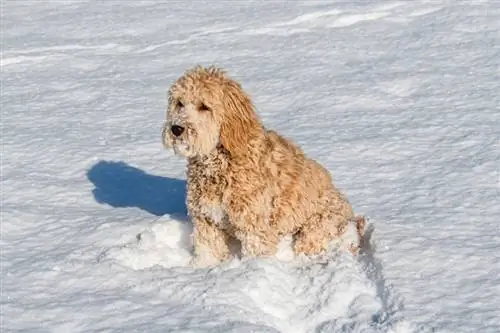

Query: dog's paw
left=189, top=249, right=222, bottom=268
left=189, top=257, right=208, bottom=268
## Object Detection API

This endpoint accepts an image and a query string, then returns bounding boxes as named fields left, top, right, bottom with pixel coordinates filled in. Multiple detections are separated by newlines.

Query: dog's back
left=262, top=130, right=354, bottom=236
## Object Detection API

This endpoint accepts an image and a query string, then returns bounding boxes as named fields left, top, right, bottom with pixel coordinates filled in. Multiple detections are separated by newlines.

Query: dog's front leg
left=191, top=216, right=234, bottom=267
left=227, top=205, right=279, bottom=258
left=234, top=227, right=279, bottom=258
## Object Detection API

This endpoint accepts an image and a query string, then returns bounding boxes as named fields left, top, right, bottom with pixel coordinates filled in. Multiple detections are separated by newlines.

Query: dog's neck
left=188, top=144, right=229, bottom=169
left=225, top=129, right=267, bottom=160
left=188, top=133, right=269, bottom=175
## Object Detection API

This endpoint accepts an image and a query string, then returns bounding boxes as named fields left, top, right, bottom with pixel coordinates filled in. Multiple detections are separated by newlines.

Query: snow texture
left=2, top=0, right=499, bottom=332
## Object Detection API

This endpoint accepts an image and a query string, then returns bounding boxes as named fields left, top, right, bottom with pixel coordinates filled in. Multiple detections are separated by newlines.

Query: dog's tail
left=349, top=215, right=368, bottom=255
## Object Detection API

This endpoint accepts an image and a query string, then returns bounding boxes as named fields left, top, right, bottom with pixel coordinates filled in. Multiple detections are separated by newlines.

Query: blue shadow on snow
left=87, top=160, right=187, bottom=220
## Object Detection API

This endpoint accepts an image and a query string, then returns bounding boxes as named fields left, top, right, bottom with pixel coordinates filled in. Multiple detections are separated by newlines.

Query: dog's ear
left=219, top=81, right=263, bottom=157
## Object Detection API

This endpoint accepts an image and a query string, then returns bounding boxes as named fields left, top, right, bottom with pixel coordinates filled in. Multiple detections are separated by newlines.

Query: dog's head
left=162, top=66, right=263, bottom=158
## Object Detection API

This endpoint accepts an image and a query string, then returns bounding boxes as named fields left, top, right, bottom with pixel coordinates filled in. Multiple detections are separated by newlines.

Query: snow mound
left=98, top=216, right=193, bottom=269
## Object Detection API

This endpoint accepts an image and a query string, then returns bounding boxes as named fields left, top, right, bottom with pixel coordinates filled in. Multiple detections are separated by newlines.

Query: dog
left=162, top=66, right=365, bottom=266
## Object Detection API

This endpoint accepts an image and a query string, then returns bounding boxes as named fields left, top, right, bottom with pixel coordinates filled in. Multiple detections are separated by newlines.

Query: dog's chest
left=189, top=178, right=229, bottom=229
left=187, top=155, right=230, bottom=229
left=198, top=202, right=228, bottom=228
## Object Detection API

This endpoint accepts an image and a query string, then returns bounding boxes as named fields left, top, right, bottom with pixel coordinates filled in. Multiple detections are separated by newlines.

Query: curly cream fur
left=162, top=66, right=364, bottom=265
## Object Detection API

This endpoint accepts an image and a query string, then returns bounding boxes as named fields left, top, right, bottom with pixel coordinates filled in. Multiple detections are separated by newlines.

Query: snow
left=2, top=0, right=499, bottom=332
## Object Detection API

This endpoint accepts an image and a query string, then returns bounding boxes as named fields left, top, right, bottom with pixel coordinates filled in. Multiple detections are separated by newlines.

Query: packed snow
left=2, top=0, right=499, bottom=332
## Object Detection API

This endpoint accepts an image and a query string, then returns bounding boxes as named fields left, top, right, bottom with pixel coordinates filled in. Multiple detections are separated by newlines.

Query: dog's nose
left=171, top=125, right=184, bottom=137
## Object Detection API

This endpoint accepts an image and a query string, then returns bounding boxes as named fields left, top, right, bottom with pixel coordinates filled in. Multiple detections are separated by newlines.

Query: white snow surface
left=2, top=1, right=499, bottom=332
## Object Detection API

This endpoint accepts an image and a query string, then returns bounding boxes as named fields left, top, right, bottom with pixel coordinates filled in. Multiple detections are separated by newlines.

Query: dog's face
left=162, top=66, right=263, bottom=158
left=162, top=87, right=220, bottom=158
left=162, top=69, right=224, bottom=158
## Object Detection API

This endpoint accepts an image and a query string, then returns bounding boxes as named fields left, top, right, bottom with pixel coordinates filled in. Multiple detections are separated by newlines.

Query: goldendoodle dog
left=162, top=65, right=365, bottom=266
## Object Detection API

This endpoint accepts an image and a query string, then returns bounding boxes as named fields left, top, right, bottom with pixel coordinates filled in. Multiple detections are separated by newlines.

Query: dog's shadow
left=87, top=160, right=188, bottom=221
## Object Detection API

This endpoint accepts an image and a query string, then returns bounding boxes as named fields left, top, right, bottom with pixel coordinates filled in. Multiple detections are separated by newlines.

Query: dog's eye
left=176, top=100, right=184, bottom=108
left=199, top=103, right=210, bottom=112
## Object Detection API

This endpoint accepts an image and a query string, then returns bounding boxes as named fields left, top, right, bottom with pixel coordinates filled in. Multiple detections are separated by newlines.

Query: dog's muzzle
left=162, top=122, right=172, bottom=148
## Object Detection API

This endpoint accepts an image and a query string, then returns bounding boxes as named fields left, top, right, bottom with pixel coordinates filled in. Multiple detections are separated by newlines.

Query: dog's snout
left=171, top=125, right=185, bottom=137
